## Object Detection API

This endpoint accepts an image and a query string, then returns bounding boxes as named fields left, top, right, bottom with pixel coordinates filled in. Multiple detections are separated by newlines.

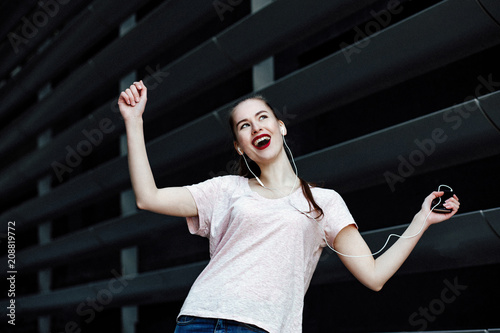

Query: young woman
left=118, top=81, right=460, bottom=333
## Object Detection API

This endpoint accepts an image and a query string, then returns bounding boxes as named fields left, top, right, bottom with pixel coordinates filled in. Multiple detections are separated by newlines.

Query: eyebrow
left=235, top=110, right=269, bottom=128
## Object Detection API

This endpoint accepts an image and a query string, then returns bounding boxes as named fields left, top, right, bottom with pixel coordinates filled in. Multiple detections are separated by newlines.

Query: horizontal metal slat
left=296, top=92, right=500, bottom=192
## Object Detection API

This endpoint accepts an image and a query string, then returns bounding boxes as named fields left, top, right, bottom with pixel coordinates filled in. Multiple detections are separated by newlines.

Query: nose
left=252, top=122, right=262, bottom=134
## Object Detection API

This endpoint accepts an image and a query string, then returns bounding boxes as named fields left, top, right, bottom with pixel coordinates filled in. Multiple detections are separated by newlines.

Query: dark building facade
left=1, top=0, right=499, bottom=332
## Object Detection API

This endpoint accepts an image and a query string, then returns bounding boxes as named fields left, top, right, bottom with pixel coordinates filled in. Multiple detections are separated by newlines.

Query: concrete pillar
left=252, top=0, right=275, bottom=91
left=37, top=84, right=52, bottom=333
left=119, top=14, right=138, bottom=333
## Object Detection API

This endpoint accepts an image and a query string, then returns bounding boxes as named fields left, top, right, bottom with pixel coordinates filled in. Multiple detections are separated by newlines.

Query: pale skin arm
left=333, top=191, right=460, bottom=291
left=118, top=81, right=197, bottom=217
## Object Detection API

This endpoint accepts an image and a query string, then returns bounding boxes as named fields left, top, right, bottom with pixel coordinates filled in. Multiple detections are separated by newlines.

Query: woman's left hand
left=421, top=191, right=460, bottom=225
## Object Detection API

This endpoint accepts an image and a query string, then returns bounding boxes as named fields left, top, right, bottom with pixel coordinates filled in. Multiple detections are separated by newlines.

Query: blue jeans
left=174, top=316, right=268, bottom=333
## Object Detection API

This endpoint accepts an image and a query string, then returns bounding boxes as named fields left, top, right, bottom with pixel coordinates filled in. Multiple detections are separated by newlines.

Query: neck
left=255, top=150, right=298, bottom=190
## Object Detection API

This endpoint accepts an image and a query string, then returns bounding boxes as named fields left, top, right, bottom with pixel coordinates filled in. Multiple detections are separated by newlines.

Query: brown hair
left=228, top=95, right=324, bottom=219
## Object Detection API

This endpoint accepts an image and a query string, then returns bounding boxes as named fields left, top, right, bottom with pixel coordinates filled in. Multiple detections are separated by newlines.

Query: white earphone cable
left=241, top=130, right=299, bottom=197
left=316, top=185, right=452, bottom=258
left=241, top=131, right=453, bottom=258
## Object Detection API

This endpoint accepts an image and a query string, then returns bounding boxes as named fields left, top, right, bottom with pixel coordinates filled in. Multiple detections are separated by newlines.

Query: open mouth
left=252, top=134, right=271, bottom=150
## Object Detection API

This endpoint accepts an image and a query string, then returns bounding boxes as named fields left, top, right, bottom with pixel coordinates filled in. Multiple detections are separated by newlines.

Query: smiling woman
left=118, top=82, right=460, bottom=333
left=228, top=96, right=324, bottom=216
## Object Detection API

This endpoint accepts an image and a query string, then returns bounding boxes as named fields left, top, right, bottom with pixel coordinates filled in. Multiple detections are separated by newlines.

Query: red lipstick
left=252, top=134, right=271, bottom=150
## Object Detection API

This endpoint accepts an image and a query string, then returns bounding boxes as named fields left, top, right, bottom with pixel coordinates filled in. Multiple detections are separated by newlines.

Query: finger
left=125, top=88, right=136, bottom=106
left=445, top=195, right=459, bottom=205
left=138, top=80, right=147, bottom=98
left=134, top=81, right=145, bottom=91
left=132, top=81, right=142, bottom=93
left=119, top=91, right=131, bottom=105
left=443, top=198, right=459, bottom=211
left=129, top=85, right=140, bottom=102
left=442, top=201, right=453, bottom=210
left=425, top=191, right=443, bottom=206
left=433, top=191, right=444, bottom=198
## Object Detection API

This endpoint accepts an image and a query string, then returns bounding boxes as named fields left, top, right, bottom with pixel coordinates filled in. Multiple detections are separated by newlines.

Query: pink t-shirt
left=179, top=175, right=356, bottom=333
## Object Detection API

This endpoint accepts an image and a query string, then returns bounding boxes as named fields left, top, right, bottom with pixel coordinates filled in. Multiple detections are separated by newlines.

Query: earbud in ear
left=237, top=147, right=243, bottom=155
left=280, top=126, right=285, bottom=135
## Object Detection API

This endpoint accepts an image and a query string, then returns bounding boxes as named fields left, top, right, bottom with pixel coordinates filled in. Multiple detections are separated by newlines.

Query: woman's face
left=231, top=98, right=286, bottom=164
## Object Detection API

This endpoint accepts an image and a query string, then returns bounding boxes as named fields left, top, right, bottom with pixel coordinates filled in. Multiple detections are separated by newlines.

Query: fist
left=118, top=80, right=147, bottom=120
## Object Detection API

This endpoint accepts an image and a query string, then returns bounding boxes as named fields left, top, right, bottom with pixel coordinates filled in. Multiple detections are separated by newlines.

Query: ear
left=234, top=141, right=243, bottom=155
left=278, top=120, right=287, bottom=136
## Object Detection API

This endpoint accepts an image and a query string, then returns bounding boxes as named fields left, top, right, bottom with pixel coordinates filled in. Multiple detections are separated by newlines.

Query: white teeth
left=254, top=136, right=270, bottom=146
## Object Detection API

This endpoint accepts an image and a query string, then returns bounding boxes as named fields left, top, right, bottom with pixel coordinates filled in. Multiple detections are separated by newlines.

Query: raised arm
left=333, top=191, right=460, bottom=291
left=118, top=81, right=197, bottom=217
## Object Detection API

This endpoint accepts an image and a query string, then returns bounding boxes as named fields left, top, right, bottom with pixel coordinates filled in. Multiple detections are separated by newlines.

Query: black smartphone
left=431, top=188, right=454, bottom=213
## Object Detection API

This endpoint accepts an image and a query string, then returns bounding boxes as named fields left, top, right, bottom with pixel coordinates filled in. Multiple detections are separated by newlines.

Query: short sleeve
left=321, top=191, right=357, bottom=247
left=184, top=176, right=226, bottom=237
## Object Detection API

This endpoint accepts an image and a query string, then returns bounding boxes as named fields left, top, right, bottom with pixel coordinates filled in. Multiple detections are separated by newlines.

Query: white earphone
left=237, top=147, right=243, bottom=155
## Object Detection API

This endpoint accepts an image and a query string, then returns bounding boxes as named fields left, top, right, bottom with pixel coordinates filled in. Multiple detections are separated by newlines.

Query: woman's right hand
left=118, top=80, right=147, bottom=120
